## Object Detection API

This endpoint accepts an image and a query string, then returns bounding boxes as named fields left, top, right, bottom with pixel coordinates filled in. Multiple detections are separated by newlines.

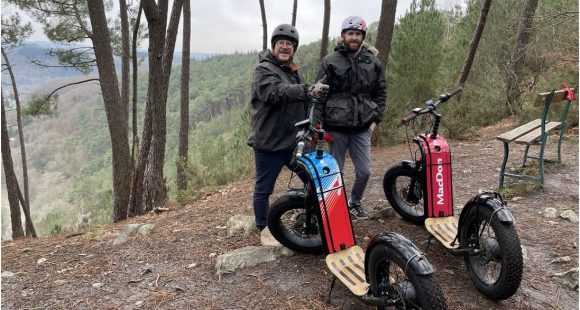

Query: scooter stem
left=316, top=129, right=325, bottom=159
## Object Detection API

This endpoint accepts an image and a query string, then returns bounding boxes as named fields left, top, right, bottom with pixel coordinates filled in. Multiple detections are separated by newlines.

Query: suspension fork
left=402, top=159, right=423, bottom=204
left=302, top=183, right=318, bottom=234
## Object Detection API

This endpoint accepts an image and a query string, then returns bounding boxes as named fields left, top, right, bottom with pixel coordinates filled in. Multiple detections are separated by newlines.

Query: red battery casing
left=418, top=134, right=454, bottom=217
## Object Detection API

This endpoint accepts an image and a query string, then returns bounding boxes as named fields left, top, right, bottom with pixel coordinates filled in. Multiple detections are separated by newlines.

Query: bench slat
left=514, top=121, right=562, bottom=145
left=534, top=89, right=569, bottom=106
left=496, top=119, right=542, bottom=142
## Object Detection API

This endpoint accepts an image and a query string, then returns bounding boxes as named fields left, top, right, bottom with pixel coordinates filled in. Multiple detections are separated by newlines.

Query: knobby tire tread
left=461, top=206, right=523, bottom=300
left=383, top=164, right=425, bottom=225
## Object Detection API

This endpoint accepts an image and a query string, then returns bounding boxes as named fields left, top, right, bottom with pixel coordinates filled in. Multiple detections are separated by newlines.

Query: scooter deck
left=325, top=245, right=369, bottom=296
left=425, top=216, right=459, bottom=249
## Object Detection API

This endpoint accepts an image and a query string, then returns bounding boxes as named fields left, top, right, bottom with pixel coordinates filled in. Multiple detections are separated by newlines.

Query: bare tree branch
left=45, top=78, right=100, bottom=100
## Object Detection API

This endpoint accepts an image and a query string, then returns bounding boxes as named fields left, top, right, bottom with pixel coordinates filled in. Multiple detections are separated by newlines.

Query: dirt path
left=2, top=125, right=578, bottom=309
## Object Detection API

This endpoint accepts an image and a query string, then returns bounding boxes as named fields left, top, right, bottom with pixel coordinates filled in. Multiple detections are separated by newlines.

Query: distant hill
left=1, top=41, right=213, bottom=94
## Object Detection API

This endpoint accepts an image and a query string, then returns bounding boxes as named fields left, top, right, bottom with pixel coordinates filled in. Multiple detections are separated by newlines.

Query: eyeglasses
left=276, top=40, right=295, bottom=48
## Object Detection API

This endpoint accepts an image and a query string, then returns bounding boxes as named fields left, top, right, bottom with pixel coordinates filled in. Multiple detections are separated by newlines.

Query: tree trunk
left=291, top=0, right=297, bottom=26
left=376, top=0, right=397, bottom=68
left=506, top=0, right=539, bottom=115
left=131, top=3, right=143, bottom=169
left=177, top=0, right=190, bottom=191
left=259, top=0, right=267, bottom=51
left=87, top=0, right=132, bottom=222
left=456, top=0, right=492, bottom=89
left=320, top=0, right=331, bottom=60
left=120, top=0, right=130, bottom=155
left=130, top=0, right=183, bottom=215
left=1, top=94, right=25, bottom=239
left=1, top=48, right=36, bottom=237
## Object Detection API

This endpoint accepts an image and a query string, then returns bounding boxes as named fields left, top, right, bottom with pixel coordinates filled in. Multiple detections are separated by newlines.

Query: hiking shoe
left=260, top=227, right=281, bottom=247
left=349, top=203, right=369, bottom=220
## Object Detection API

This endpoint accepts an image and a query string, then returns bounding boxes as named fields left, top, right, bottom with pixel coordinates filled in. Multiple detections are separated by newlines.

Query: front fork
left=402, top=160, right=423, bottom=204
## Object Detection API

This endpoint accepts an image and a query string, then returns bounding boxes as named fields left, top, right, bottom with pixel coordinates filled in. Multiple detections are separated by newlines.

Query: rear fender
left=364, top=232, right=434, bottom=280
left=458, top=192, right=515, bottom=229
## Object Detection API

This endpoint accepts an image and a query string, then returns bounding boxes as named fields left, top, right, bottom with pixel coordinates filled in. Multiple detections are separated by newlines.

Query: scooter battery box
left=419, top=135, right=454, bottom=217
left=299, top=152, right=356, bottom=254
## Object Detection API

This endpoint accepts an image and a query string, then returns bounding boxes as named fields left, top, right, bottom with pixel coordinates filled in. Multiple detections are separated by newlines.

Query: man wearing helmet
left=248, top=24, right=329, bottom=246
left=314, top=16, right=387, bottom=220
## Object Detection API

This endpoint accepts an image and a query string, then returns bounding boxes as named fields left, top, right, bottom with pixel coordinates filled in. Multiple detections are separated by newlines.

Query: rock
left=113, top=223, right=144, bottom=245
left=37, top=258, right=47, bottom=265
left=137, top=224, right=156, bottom=235
left=54, top=280, right=66, bottom=285
left=550, top=256, right=571, bottom=264
left=75, top=212, right=92, bottom=232
left=226, top=215, right=258, bottom=238
left=1, top=271, right=15, bottom=277
left=215, top=245, right=294, bottom=275
left=543, top=207, right=558, bottom=219
left=369, top=205, right=396, bottom=219
left=552, top=267, right=579, bottom=290
left=560, top=210, right=578, bottom=223
left=92, top=282, right=103, bottom=288
left=521, top=245, right=531, bottom=263
left=187, top=263, right=198, bottom=269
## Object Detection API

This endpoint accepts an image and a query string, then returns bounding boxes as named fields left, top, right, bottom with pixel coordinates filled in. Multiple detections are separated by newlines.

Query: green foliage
left=37, top=209, right=68, bottom=236
left=21, top=94, right=58, bottom=118
left=376, top=0, right=578, bottom=143
left=377, top=0, right=446, bottom=144
left=1, top=12, right=33, bottom=46
left=498, top=181, right=543, bottom=199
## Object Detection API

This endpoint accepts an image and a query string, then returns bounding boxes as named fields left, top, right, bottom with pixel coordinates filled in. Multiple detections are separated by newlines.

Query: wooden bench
left=497, top=87, right=577, bottom=188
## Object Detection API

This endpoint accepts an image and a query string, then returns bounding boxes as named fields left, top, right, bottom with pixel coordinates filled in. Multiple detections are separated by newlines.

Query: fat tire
left=368, top=243, right=447, bottom=309
left=267, top=194, right=324, bottom=255
left=460, top=206, right=523, bottom=300
left=383, top=164, right=425, bottom=224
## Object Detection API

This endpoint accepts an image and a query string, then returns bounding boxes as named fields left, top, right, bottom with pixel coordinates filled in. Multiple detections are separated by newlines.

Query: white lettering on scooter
left=435, top=158, right=444, bottom=205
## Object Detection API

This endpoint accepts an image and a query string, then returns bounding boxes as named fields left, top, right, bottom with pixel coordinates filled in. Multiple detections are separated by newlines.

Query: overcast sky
left=25, top=0, right=461, bottom=54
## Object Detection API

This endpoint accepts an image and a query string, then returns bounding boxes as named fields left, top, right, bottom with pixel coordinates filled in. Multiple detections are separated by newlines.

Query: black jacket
left=315, top=43, right=387, bottom=132
left=247, top=50, right=310, bottom=152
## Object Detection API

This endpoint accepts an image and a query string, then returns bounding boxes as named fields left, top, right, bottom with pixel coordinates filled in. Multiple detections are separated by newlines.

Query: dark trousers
left=252, top=149, right=306, bottom=230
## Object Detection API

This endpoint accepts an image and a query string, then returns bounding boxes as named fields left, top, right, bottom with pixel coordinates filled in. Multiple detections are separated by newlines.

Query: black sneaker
left=349, top=202, right=369, bottom=220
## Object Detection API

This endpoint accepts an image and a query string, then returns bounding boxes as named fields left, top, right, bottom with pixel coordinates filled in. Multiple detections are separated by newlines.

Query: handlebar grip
left=449, top=87, right=463, bottom=97
left=401, top=113, right=416, bottom=125
left=296, top=141, right=305, bottom=158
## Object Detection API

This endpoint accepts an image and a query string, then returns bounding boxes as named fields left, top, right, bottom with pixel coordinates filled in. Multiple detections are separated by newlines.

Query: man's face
left=342, top=30, right=364, bottom=53
left=272, top=39, right=295, bottom=63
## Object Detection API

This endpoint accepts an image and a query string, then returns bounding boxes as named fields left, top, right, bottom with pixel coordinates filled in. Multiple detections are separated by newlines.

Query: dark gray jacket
left=315, top=43, right=387, bottom=132
left=247, top=50, right=310, bottom=152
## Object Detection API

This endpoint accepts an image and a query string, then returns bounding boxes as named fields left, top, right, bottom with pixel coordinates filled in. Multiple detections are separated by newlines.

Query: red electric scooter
left=267, top=100, right=447, bottom=309
left=383, top=88, right=523, bottom=301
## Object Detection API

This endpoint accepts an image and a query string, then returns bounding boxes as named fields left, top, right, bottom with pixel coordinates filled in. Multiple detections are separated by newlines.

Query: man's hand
left=309, top=76, right=329, bottom=100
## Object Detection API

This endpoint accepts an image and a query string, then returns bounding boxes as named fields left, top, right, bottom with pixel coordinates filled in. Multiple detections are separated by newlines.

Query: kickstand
left=426, top=235, right=434, bottom=254
left=326, top=276, right=337, bottom=305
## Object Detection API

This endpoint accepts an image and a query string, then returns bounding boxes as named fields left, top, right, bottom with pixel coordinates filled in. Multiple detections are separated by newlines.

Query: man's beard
left=346, top=40, right=362, bottom=53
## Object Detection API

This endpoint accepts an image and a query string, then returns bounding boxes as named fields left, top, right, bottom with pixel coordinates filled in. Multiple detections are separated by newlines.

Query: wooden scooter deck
left=425, top=216, right=459, bottom=249
left=325, top=245, right=369, bottom=296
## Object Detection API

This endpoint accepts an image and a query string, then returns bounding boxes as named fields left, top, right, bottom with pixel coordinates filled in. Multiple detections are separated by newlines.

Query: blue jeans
left=252, top=149, right=307, bottom=230
left=328, top=129, right=372, bottom=205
